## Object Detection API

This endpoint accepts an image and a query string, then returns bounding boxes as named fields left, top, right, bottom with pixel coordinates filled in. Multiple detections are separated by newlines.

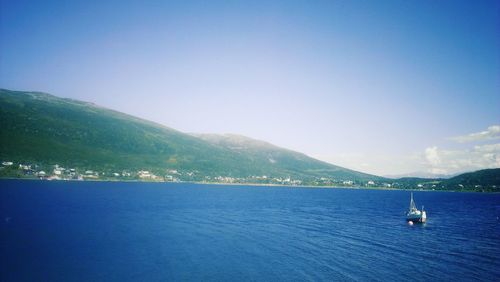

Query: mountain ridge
left=0, top=88, right=382, bottom=183
left=1, top=88, right=498, bottom=191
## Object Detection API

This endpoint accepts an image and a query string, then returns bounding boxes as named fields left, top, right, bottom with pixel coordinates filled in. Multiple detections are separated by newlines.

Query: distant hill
left=389, top=169, right=500, bottom=192
left=384, top=172, right=456, bottom=179
left=441, top=168, right=500, bottom=190
left=0, top=89, right=382, bottom=183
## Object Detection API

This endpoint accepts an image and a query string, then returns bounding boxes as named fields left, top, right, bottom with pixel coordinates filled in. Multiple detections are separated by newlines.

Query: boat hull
left=406, top=211, right=427, bottom=223
left=406, top=217, right=426, bottom=223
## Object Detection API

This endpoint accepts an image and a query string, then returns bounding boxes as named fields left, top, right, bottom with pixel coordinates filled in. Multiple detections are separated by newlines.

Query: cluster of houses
left=2, top=161, right=40, bottom=177
left=1, top=160, right=386, bottom=186
left=138, top=170, right=162, bottom=180
left=1, top=161, right=122, bottom=181
left=204, top=175, right=304, bottom=185
left=6, top=160, right=483, bottom=190
left=0, top=160, right=186, bottom=182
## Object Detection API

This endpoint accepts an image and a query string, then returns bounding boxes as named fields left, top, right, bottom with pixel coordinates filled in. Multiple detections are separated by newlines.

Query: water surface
left=1, top=180, right=499, bottom=281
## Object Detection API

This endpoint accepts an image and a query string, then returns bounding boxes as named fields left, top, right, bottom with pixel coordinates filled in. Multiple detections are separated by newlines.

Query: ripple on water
left=1, top=181, right=499, bottom=281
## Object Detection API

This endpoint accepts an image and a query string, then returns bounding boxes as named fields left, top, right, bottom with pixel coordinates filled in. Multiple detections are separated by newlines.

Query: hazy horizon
left=1, top=0, right=499, bottom=176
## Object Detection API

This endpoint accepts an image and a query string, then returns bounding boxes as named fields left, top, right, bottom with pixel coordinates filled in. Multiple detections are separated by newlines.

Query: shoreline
left=0, top=177, right=496, bottom=193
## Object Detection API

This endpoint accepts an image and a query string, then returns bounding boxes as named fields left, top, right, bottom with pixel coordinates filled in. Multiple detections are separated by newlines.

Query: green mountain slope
left=387, top=169, right=499, bottom=191
left=441, top=168, right=500, bottom=190
left=0, top=89, right=382, bottom=182
left=195, top=133, right=378, bottom=181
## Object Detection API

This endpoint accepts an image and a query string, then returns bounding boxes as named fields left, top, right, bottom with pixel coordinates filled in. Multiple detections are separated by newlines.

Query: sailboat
left=406, top=192, right=427, bottom=223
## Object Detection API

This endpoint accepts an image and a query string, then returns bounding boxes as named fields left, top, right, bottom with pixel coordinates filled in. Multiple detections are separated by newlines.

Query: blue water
left=1, top=180, right=499, bottom=281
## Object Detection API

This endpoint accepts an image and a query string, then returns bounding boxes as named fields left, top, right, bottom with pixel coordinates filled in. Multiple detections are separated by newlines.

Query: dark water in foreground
left=1, top=180, right=499, bottom=281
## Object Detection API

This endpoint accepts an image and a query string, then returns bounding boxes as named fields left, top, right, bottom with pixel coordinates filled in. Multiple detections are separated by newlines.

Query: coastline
left=0, top=177, right=496, bottom=193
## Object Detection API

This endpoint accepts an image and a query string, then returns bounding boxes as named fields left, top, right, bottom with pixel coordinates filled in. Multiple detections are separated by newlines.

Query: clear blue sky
left=1, top=0, right=499, bottom=176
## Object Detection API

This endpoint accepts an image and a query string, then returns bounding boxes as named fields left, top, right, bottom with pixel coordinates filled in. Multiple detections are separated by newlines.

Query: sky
left=1, top=0, right=499, bottom=176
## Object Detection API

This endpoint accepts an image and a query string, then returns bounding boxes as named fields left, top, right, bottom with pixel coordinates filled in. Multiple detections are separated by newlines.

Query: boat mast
left=409, top=192, right=416, bottom=211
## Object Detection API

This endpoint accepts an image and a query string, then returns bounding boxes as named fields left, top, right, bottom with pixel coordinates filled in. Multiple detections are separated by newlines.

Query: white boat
left=406, top=192, right=426, bottom=223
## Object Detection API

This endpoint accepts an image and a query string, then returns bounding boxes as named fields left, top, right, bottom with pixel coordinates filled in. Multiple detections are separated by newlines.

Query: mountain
left=0, top=89, right=382, bottom=183
left=388, top=169, right=500, bottom=192
left=194, top=133, right=379, bottom=181
left=384, top=171, right=456, bottom=179
left=441, top=168, right=500, bottom=190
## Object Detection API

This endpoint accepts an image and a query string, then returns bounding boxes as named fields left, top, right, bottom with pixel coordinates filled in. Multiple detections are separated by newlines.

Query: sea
left=1, top=180, right=499, bottom=281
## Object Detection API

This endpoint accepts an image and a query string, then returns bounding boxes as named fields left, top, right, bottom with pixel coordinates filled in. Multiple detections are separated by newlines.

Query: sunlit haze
left=1, top=0, right=499, bottom=176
